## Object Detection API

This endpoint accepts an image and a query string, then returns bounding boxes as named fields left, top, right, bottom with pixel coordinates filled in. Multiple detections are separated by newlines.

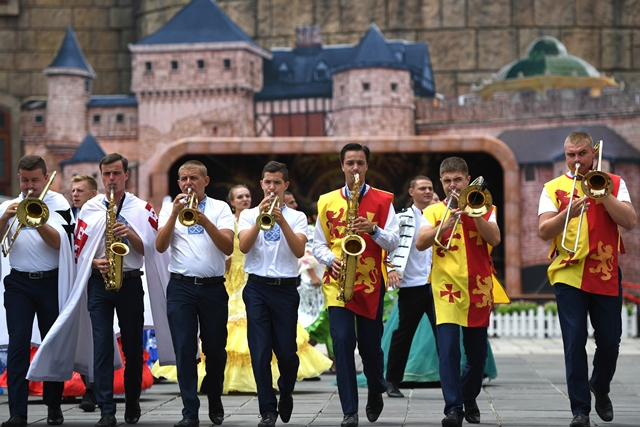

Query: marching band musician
left=538, top=132, right=636, bottom=427
left=0, top=155, right=74, bottom=427
left=313, top=143, right=399, bottom=427
left=416, top=157, right=503, bottom=427
left=156, top=160, right=234, bottom=427
left=26, top=153, right=172, bottom=427
left=238, top=161, right=307, bottom=427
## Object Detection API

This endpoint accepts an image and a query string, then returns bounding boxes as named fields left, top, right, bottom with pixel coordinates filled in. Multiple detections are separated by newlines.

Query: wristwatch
left=368, top=225, right=378, bottom=236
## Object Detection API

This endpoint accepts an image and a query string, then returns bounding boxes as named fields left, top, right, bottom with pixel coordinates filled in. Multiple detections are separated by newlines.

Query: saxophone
left=105, top=185, right=130, bottom=291
left=337, top=173, right=366, bottom=302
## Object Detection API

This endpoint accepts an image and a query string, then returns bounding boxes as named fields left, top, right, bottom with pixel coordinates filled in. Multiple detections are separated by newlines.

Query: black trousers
left=386, top=284, right=437, bottom=383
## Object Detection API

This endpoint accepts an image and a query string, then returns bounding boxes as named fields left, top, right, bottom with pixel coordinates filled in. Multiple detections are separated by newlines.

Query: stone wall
left=136, top=0, right=640, bottom=97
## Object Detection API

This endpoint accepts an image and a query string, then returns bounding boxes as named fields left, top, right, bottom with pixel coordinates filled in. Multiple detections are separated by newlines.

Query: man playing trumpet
left=238, top=161, right=308, bottom=427
left=538, top=132, right=636, bottom=427
left=156, top=160, right=234, bottom=427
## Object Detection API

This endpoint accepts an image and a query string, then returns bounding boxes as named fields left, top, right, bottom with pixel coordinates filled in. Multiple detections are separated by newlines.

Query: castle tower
left=60, top=132, right=106, bottom=197
left=332, top=25, right=415, bottom=137
left=44, top=27, right=96, bottom=145
left=129, top=0, right=272, bottom=139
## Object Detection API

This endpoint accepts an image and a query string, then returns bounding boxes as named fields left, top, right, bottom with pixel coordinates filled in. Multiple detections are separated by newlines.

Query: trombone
left=1, top=171, right=57, bottom=257
left=434, top=176, right=492, bottom=252
left=178, top=188, right=199, bottom=227
left=257, top=192, right=279, bottom=231
left=561, top=140, right=612, bottom=254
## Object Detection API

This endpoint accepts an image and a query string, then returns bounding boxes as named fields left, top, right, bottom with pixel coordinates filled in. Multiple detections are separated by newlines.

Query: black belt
left=11, top=268, right=58, bottom=280
left=92, top=269, right=143, bottom=279
left=248, top=274, right=299, bottom=286
left=170, top=273, right=225, bottom=285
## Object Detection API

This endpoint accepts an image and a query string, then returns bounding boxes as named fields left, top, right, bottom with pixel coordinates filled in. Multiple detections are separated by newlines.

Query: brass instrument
left=434, top=176, right=492, bottom=252
left=257, top=192, right=279, bottom=231
left=337, top=173, right=366, bottom=302
left=561, top=140, right=612, bottom=254
left=1, top=171, right=57, bottom=257
left=178, top=187, right=199, bottom=227
left=105, top=185, right=130, bottom=291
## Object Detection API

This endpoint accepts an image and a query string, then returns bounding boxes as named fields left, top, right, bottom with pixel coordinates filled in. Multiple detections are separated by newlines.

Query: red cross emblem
left=440, top=283, right=461, bottom=303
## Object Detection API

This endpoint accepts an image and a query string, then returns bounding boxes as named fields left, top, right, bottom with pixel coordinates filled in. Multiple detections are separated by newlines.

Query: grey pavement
left=2, top=338, right=640, bottom=426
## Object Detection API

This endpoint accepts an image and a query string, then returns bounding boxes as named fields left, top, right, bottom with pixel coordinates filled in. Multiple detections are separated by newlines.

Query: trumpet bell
left=18, top=199, right=50, bottom=228
left=581, top=171, right=613, bottom=199
left=258, top=213, right=275, bottom=231
left=179, top=209, right=199, bottom=227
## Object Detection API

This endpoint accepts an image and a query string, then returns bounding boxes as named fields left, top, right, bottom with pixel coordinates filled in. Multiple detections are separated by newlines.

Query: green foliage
left=494, top=300, right=537, bottom=315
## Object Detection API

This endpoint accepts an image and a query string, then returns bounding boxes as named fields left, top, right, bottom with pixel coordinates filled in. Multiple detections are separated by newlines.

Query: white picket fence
left=488, top=305, right=638, bottom=338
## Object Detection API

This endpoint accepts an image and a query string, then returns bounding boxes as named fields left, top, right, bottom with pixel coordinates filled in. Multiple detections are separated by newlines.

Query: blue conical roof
left=335, top=24, right=409, bottom=73
left=46, top=27, right=95, bottom=77
left=135, top=0, right=259, bottom=47
left=60, top=133, right=105, bottom=166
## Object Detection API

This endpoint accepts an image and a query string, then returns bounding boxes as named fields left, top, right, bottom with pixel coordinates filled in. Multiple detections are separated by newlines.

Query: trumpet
left=434, top=176, right=492, bottom=252
left=2, top=171, right=57, bottom=257
left=561, top=140, right=612, bottom=254
left=257, top=193, right=279, bottom=231
left=178, top=188, right=199, bottom=227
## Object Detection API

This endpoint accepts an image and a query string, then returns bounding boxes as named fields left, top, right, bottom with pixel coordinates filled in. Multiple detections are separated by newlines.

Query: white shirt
left=0, top=192, right=70, bottom=272
left=239, top=205, right=308, bottom=278
left=159, top=197, right=234, bottom=278
left=538, top=173, right=631, bottom=215
left=313, top=185, right=400, bottom=267
left=399, top=205, right=432, bottom=288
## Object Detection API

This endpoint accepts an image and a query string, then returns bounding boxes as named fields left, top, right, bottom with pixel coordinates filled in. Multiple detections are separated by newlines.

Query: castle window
left=314, top=61, right=329, bottom=81
left=249, top=61, right=254, bottom=76
left=278, top=62, right=292, bottom=83
left=197, top=59, right=205, bottom=69
left=116, top=114, right=124, bottom=123
left=224, top=58, right=231, bottom=69
left=93, top=114, right=101, bottom=124
left=362, top=82, right=370, bottom=91
left=391, top=83, right=398, bottom=92
left=85, top=79, right=91, bottom=93
left=145, top=61, right=153, bottom=71
left=340, top=85, right=345, bottom=96
left=171, top=60, right=179, bottom=70
left=0, top=114, right=4, bottom=128
left=524, top=166, right=536, bottom=182
left=394, top=47, right=406, bottom=63
left=34, top=115, right=43, bottom=125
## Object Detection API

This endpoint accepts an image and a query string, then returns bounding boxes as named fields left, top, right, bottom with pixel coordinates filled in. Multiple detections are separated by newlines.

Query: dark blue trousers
left=87, top=273, right=144, bottom=416
left=386, top=284, right=437, bottom=383
left=3, top=271, right=64, bottom=417
left=329, top=289, right=386, bottom=415
left=437, top=323, right=487, bottom=415
left=554, top=282, right=622, bottom=416
left=166, top=277, right=228, bottom=419
left=243, top=278, right=300, bottom=415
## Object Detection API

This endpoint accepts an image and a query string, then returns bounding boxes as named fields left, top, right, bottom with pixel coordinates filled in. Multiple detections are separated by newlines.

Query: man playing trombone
left=538, top=132, right=636, bottom=427
left=416, top=156, right=502, bottom=427
left=0, top=155, right=74, bottom=427
left=156, top=160, right=234, bottom=427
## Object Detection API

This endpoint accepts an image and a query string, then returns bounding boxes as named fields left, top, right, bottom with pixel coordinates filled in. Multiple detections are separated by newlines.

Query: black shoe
left=340, top=413, right=359, bottom=427
left=365, top=392, right=383, bottom=422
left=125, top=398, right=141, bottom=424
left=95, top=414, right=117, bottom=427
left=174, top=418, right=200, bottom=427
left=208, top=394, right=224, bottom=425
left=258, top=412, right=277, bottom=427
left=464, top=401, right=480, bottom=424
left=570, top=413, right=590, bottom=427
left=386, top=381, right=404, bottom=398
left=441, top=411, right=463, bottom=427
left=80, top=389, right=97, bottom=412
left=1, top=415, right=27, bottom=427
left=589, top=380, right=613, bottom=421
left=47, top=406, right=64, bottom=425
left=278, top=394, right=293, bottom=423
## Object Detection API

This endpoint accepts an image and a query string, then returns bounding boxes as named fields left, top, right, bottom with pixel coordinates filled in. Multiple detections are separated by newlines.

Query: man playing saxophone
left=0, top=155, right=74, bottom=427
left=313, top=143, right=399, bottom=427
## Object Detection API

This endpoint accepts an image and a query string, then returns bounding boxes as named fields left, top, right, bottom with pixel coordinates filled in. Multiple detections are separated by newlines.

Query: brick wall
left=45, top=74, right=90, bottom=144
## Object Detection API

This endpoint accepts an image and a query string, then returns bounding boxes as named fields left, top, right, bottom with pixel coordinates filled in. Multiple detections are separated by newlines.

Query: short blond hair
left=71, top=174, right=98, bottom=191
left=564, top=131, right=593, bottom=148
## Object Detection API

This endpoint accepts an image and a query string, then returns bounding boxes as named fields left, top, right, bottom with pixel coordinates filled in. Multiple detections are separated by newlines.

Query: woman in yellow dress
left=153, top=185, right=332, bottom=393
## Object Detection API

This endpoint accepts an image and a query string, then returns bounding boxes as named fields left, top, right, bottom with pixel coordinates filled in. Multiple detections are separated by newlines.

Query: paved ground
left=2, top=338, right=640, bottom=426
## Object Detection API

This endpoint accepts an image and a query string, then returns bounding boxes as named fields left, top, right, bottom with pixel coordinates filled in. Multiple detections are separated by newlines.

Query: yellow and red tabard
left=544, top=173, right=623, bottom=296
left=317, top=187, right=394, bottom=320
left=424, top=202, right=498, bottom=327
